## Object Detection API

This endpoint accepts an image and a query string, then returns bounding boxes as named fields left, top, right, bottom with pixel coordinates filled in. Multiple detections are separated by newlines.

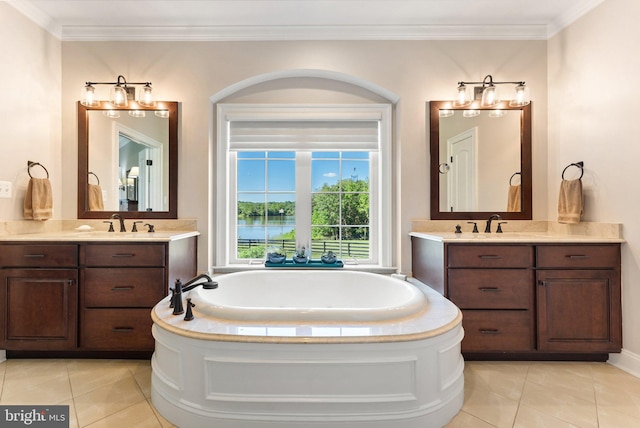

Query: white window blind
left=224, top=106, right=382, bottom=151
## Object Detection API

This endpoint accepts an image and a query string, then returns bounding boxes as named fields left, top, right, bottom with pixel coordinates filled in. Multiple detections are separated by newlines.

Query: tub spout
left=182, top=273, right=218, bottom=291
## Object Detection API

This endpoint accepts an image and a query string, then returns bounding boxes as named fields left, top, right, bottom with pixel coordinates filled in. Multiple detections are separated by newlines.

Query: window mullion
left=295, top=152, right=312, bottom=250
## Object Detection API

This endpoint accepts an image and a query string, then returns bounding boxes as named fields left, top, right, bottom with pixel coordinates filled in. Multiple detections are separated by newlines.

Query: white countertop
left=410, top=231, right=624, bottom=244
left=0, top=230, right=199, bottom=242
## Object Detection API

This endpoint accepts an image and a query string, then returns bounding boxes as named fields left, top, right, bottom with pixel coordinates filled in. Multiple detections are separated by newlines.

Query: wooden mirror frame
left=429, top=100, right=532, bottom=220
left=77, top=101, right=178, bottom=219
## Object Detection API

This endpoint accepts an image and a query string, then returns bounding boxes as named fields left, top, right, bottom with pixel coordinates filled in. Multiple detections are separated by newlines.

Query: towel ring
left=27, top=161, right=49, bottom=179
left=562, top=161, right=584, bottom=180
left=509, top=172, right=521, bottom=186
left=88, top=171, right=100, bottom=185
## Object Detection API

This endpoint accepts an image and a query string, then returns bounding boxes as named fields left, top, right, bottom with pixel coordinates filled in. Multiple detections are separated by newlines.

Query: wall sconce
left=81, top=75, right=156, bottom=108
left=454, top=75, right=530, bottom=108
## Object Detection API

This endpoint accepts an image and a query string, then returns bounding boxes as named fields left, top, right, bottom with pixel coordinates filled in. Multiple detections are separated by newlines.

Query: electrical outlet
left=0, top=181, right=12, bottom=199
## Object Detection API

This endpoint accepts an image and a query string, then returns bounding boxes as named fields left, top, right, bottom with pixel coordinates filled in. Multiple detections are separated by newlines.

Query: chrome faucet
left=110, top=213, right=126, bottom=232
left=484, top=214, right=502, bottom=233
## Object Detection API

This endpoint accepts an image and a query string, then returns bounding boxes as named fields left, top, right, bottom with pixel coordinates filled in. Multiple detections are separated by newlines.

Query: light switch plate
left=0, top=181, right=12, bottom=198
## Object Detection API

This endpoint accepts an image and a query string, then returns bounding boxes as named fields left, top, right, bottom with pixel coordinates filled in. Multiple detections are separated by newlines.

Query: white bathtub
left=190, top=270, right=427, bottom=322
left=152, top=270, right=464, bottom=428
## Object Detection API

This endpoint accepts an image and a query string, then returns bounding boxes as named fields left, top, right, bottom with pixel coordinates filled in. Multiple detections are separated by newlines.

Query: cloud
left=323, top=172, right=337, bottom=178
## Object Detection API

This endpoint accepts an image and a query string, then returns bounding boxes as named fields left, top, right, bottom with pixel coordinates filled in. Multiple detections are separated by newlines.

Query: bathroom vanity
left=0, top=231, right=197, bottom=357
left=410, top=230, right=622, bottom=361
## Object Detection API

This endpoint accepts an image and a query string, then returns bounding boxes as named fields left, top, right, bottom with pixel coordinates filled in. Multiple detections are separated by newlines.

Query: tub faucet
left=484, top=214, right=502, bottom=233
left=110, top=213, right=126, bottom=232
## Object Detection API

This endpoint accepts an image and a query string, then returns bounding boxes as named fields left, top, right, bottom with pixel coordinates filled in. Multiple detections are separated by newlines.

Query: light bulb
left=509, top=83, right=530, bottom=107
left=138, top=83, right=156, bottom=107
left=110, top=85, right=128, bottom=107
left=481, top=84, right=497, bottom=107
left=453, top=84, right=470, bottom=107
left=81, top=84, right=100, bottom=107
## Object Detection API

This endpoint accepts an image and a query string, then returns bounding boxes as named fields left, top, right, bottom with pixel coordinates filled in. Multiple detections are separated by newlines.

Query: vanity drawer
left=0, top=244, right=77, bottom=268
left=81, top=244, right=165, bottom=267
left=536, top=245, right=620, bottom=269
left=448, top=245, right=533, bottom=268
left=81, top=309, right=154, bottom=350
left=82, top=268, right=165, bottom=308
left=448, top=269, right=533, bottom=309
left=461, top=310, right=533, bottom=352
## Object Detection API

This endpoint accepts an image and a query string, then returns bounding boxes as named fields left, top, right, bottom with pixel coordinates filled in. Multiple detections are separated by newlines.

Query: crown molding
left=547, top=0, right=606, bottom=37
left=6, top=0, right=61, bottom=38
left=58, top=24, right=549, bottom=42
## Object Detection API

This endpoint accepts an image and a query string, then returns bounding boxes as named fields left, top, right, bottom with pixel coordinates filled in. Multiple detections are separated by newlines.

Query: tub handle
left=479, top=287, right=500, bottom=292
left=479, top=329, right=501, bottom=335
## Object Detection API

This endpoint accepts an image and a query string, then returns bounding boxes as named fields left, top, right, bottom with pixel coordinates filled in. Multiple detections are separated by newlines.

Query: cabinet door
left=537, top=270, right=621, bottom=352
left=0, top=269, right=78, bottom=350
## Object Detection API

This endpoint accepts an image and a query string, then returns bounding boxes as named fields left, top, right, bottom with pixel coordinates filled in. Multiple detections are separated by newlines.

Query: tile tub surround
left=151, top=278, right=464, bottom=427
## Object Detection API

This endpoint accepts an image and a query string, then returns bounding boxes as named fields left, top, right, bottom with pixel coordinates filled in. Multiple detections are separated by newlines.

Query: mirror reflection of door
left=446, top=128, right=477, bottom=212
left=119, top=129, right=165, bottom=212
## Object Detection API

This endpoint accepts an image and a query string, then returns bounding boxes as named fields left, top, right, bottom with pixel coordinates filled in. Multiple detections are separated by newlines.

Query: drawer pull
left=112, top=327, right=134, bottom=333
left=111, top=286, right=134, bottom=291
left=566, top=255, right=590, bottom=259
left=479, top=255, right=502, bottom=259
left=479, top=287, right=500, bottom=292
left=24, top=254, right=46, bottom=258
left=112, top=253, right=135, bottom=258
left=479, top=329, right=501, bottom=335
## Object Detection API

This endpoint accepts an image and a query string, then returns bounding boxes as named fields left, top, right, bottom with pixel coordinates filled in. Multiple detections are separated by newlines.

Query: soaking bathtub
left=151, top=270, right=464, bottom=428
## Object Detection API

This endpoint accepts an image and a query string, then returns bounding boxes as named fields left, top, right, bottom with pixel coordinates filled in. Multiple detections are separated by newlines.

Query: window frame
left=216, top=104, right=392, bottom=267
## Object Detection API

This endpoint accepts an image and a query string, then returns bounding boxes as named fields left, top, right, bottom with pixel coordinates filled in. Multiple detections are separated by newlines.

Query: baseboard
left=608, top=349, right=640, bottom=378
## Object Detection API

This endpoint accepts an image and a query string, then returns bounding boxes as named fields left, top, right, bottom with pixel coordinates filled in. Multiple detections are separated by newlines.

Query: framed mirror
left=77, top=101, right=178, bottom=219
left=429, top=101, right=532, bottom=220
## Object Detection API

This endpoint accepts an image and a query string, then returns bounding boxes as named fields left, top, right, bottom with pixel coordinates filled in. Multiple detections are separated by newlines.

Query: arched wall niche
left=207, top=69, right=400, bottom=269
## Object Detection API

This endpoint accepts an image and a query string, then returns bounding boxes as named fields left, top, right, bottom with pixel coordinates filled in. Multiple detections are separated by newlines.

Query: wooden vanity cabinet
left=411, top=237, right=622, bottom=359
left=79, top=238, right=197, bottom=352
left=536, top=245, right=621, bottom=353
left=0, top=236, right=196, bottom=356
left=0, top=245, right=78, bottom=350
left=446, top=245, right=535, bottom=354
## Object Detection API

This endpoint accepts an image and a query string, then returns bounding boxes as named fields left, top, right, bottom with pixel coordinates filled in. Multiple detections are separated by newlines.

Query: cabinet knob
left=538, top=280, right=547, bottom=286
left=67, top=279, right=76, bottom=286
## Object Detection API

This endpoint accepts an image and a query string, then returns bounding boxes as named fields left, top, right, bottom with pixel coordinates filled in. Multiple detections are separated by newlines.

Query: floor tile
left=1, top=358, right=640, bottom=428
left=67, top=359, right=133, bottom=397
left=84, top=400, right=162, bottom=428
left=73, top=375, right=147, bottom=427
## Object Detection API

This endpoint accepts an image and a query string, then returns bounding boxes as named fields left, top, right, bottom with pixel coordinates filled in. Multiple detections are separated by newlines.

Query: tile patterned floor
left=0, top=359, right=638, bottom=427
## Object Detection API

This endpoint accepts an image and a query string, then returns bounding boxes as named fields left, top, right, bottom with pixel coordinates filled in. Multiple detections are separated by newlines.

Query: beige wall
left=549, top=0, right=640, bottom=360
left=59, top=40, right=548, bottom=273
left=0, top=3, right=61, bottom=221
